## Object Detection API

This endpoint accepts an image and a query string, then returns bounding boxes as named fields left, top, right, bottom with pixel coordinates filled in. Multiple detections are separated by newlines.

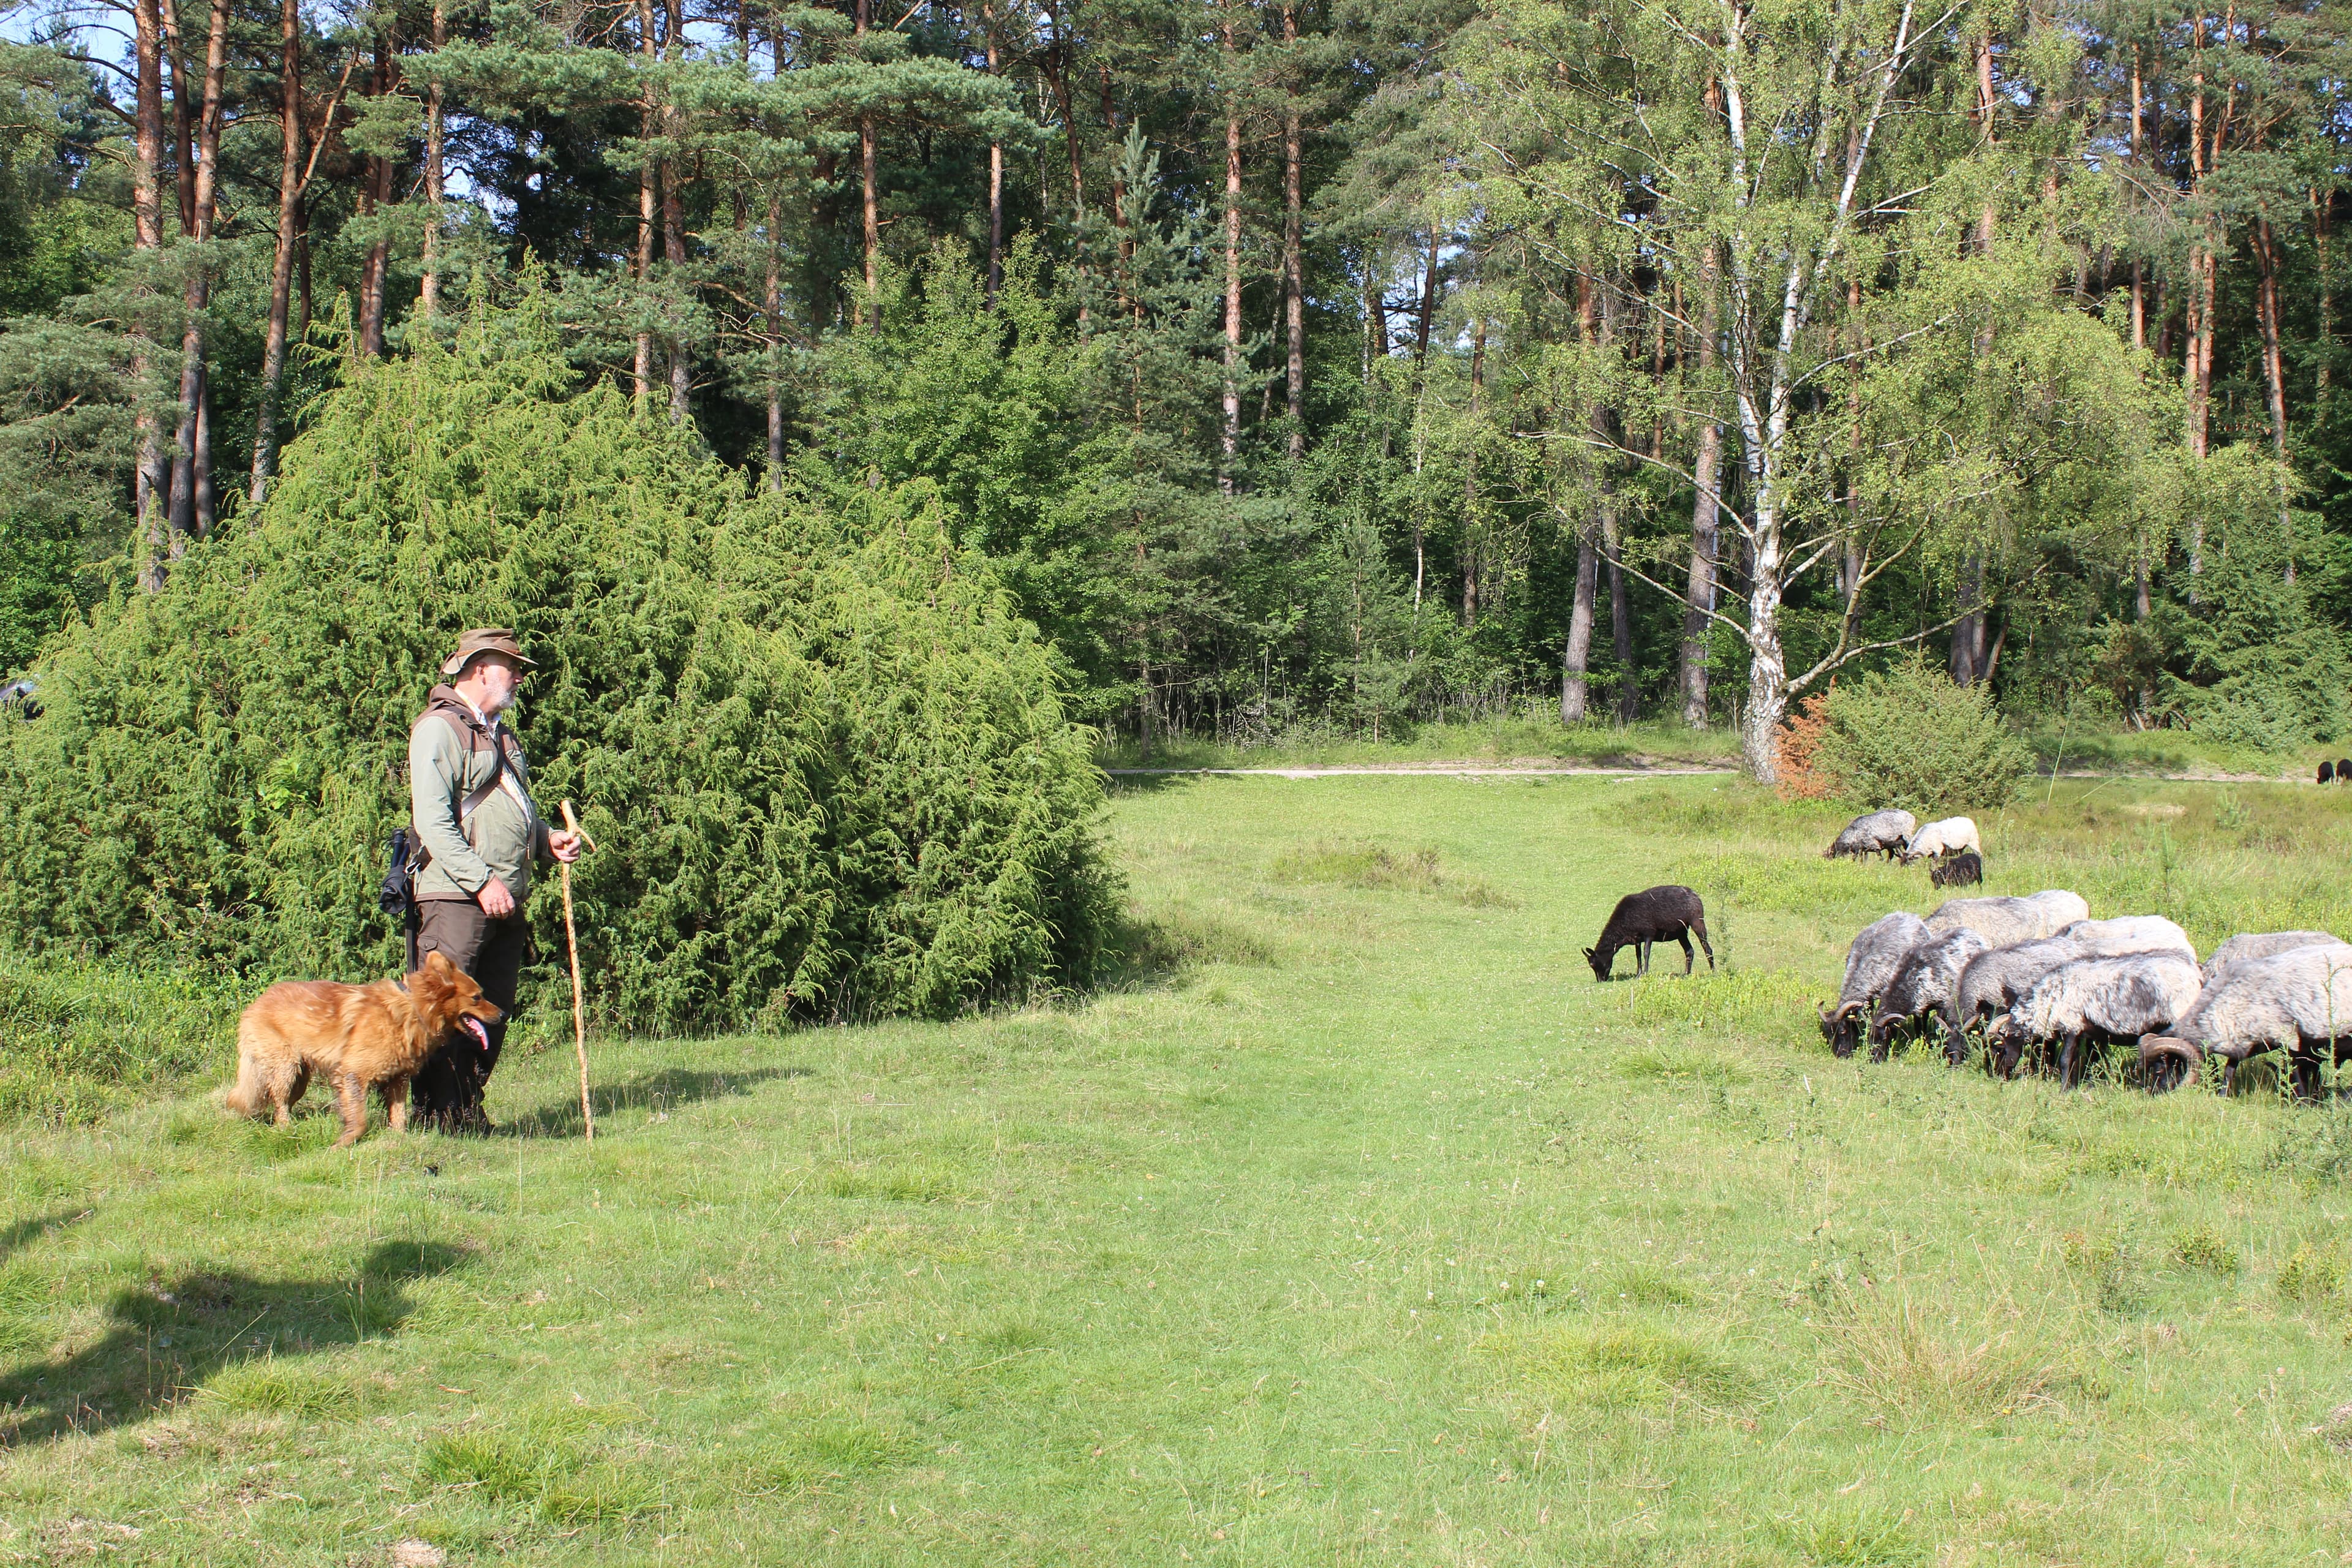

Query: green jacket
left=408, top=685, right=549, bottom=906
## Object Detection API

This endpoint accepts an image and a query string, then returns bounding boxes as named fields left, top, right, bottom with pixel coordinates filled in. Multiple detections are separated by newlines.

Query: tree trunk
left=358, top=31, right=392, bottom=358
left=1461, top=315, right=1483, bottom=625
left=1680, top=244, right=1722, bottom=729
left=167, top=0, right=228, bottom=549
left=1604, top=505, right=1634, bottom=723
left=1101, top=65, right=1133, bottom=314
left=1041, top=1, right=1082, bottom=219
left=665, top=0, right=692, bottom=412
left=1220, top=32, right=1242, bottom=489
left=251, top=0, right=302, bottom=505
left=421, top=0, right=447, bottom=317
left=1412, top=222, right=1438, bottom=374
left=984, top=6, right=1003, bottom=306
left=2253, top=213, right=2293, bottom=570
left=635, top=0, right=657, bottom=410
left=856, top=0, right=878, bottom=323
left=2316, top=185, right=2334, bottom=420
left=1561, top=521, right=1597, bottom=723
left=2128, top=49, right=2144, bottom=351
left=160, top=0, right=195, bottom=236
left=132, top=0, right=170, bottom=589
left=1951, top=556, right=1985, bottom=685
left=1282, top=1, right=1303, bottom=456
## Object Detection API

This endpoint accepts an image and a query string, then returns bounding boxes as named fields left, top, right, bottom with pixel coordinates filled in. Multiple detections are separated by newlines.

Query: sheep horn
left=2136, top=1035, right=2203, bottom=1091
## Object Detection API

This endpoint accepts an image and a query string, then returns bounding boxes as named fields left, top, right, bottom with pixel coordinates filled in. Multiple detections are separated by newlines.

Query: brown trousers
left=405, top=897, right=528, bottom=1133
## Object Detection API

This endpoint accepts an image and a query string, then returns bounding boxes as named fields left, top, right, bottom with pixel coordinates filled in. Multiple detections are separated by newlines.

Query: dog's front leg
left=333, top=1072, right=368, bottom=1148
left=385, top=1076, right=410, bottom=1133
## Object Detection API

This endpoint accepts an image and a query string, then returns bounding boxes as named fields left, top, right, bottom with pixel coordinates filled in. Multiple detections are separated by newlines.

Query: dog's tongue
left=461, top=1017, right=491, bottom=1050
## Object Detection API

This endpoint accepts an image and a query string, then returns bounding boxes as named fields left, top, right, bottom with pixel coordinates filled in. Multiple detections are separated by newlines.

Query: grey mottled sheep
left=2056, top=916, right=2197, bottom=959
left=2201, top=930, right=2344, bottom=984
left=1942, top=937, right=2090, bottom=1066
left=1825, top=810, right=1919, bottom=862
left=1820, top=911, right=1930, bottom=1058
left=1866, top=927, right=1992, bottom=1061
left=1992, top=951, right=2203, bottom=1088
left=1940, top=916, right=2196, bottom=1069
left=1924, top=889, right=2090, bottom=948
left=2143, top=943, right=2352, bottom=1099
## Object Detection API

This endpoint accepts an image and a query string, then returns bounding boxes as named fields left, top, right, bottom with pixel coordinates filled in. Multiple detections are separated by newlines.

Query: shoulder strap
left=415, top=700, right=517, bottom=855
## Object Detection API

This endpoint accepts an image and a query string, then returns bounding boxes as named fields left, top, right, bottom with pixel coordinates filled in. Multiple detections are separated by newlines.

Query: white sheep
left=1899, top=816, right=1982, bottom=864
left=1926, top=889, right=2089, bottom=948
left=1820, top=911, right=1930, bottom=1057
left=2142, top=943, right=2352, bottom=1099
left=1992, top=951, right=2203, bottom=1087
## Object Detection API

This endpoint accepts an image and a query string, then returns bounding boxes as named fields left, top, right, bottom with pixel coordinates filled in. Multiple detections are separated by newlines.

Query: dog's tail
left=222, top=1020, right=265, bottom=1118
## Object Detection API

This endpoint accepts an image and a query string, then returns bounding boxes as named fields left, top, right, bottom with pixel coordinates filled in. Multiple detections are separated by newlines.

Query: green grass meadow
left=9, top=774, right=2352, bottom=1563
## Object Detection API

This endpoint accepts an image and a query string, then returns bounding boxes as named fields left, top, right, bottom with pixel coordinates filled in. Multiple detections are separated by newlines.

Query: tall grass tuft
left=1824, top=1280, right=2068, bottom=1423
left=1502, top=1321, right=1752, bottom=1414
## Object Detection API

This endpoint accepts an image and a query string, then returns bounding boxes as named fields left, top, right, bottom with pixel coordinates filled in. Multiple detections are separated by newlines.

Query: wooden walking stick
left=559, top=801, right=598, bottom=1141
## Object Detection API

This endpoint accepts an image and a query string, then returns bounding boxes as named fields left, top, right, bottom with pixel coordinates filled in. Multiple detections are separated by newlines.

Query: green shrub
left=2172, top=1224, right=2241, bottom=1276
left=0, top=292, right=1114, bottom=1036
left=1811, top=655, right=2032, bottom=813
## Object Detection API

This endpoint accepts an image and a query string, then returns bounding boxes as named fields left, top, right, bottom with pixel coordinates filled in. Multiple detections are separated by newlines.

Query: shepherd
left=404, top=628, right=582, bottom=1132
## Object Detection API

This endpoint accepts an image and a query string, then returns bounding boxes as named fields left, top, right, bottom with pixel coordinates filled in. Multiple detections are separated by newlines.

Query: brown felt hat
left=440, top=627, right=537, bottom=677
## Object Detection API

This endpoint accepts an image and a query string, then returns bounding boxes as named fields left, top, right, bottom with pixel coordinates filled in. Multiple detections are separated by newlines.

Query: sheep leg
left=2291, top=1050, right=2324, bottom=1104
left=1676, top=930, right=1695, bottom=976
left=1636, top=941, right=1651, bottom=977
left=2060, top=1031, right=2089, bottom=1090
left=1691, top=918, right=1715, bottom=972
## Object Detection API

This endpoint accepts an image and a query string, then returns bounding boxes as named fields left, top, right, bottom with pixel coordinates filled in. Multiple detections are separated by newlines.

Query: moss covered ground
left=5, top=774, right=2352, bottom=1563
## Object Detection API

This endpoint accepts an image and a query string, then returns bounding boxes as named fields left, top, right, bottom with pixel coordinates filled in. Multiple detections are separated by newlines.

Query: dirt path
left=1106, top=764, right=1736, bottom=779
left=1107, top=763, right=2309, bottom=783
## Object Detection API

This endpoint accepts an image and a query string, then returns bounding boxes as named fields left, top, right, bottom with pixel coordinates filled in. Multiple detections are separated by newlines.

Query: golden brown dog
left=225, top=951, right=503, bottom=1147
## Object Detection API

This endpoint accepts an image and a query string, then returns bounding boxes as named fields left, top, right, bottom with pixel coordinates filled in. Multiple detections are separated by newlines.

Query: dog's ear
left=423, top=951, right=458, bottom=979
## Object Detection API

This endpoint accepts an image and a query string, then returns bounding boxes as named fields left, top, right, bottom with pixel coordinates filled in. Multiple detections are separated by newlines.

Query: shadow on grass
left=0, top=1238, right=467, bottom=1446
left=499, top=1065, right=807, bottom=1140
left=0, top=1208, right=91, bottom=1268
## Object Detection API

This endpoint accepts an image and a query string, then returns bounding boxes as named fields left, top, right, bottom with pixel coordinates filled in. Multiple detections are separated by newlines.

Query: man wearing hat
left=404, top=628, right=582, bottom=1132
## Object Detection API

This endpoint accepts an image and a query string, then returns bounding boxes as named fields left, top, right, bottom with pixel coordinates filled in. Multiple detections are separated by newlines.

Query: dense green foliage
left=0, top=300, right=1113, bottom=1029
left=0, top=0, right=2343, bottom=769
left=1812, top=657, right=2035, bottom=813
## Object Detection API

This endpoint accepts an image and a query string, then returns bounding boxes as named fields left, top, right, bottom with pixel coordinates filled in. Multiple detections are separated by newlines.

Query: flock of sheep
left=1819, top=810, right=2352, bottom=1095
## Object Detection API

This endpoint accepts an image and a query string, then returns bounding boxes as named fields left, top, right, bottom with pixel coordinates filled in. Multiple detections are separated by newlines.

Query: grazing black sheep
left=1585, top=886, right=1714, bottom=981
left=2323, top=761, right=2336, bottom=786
left=1929, top=851, right=1982, bottom=889
left=2339, top=758, right=2351, bottom=783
